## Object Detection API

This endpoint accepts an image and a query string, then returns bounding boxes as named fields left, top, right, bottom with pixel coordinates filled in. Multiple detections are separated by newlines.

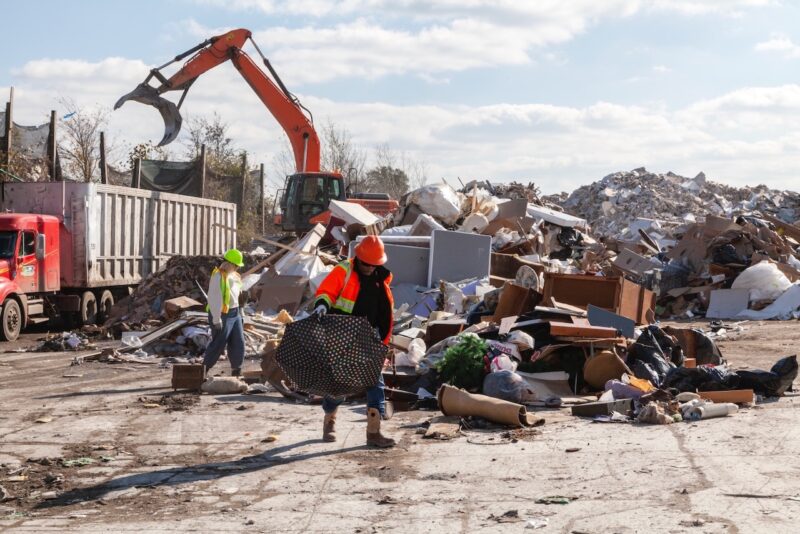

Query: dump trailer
left=0, top=182, right=237, bottom=340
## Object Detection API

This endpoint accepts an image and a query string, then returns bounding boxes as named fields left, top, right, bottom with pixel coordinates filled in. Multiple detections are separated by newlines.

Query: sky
left=2, top=0, right=800, bottom=194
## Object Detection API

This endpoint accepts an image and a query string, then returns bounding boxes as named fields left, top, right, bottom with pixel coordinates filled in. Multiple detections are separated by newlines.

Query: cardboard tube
left=437, top=384, right=543, bottom=427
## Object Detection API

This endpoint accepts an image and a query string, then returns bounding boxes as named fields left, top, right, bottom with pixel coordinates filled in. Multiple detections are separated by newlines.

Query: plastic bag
left=771, top=355, right=798, bottom=393
left=405, top=184, right=464, bottom=225
left=482, top=370, right=537, bottom=404
left=627, top=326, right=677, bottom=386
left=489, top=354, right=517, bottom=373
left=394, top=338, right=426, bottom=367
left=731, top=262, right=792, bottom=302
left=663, top=366, right=740, bottom=393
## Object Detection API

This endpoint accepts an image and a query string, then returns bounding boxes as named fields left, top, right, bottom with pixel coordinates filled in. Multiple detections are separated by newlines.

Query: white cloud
left=6, top=56, right=800, bottom=193
left=755, top=35, right=800, bottom=58
left=652, top=64, right=671, bottom=73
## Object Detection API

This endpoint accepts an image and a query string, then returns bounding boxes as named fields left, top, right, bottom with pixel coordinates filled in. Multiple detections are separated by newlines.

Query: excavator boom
left=115, top=28, right=321, bottom=173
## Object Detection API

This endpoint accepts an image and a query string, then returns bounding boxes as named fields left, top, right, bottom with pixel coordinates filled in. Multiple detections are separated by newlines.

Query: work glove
left=313, top=304, right=327, bottom=318
left=211, top=320, right=223, bottom=337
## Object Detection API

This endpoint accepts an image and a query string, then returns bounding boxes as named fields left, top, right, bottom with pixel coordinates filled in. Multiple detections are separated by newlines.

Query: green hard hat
left=223, top=248, right=245, bottom=267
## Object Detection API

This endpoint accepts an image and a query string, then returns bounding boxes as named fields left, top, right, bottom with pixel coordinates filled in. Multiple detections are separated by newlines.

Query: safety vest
left=314, top=259, right=394, bottom=344
left=206, top=268, right=240, bottom=313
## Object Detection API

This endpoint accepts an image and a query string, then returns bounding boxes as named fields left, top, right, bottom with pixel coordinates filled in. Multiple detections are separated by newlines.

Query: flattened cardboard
left=254, top=273, right=308, bottom=314
left=495, top=198, right=529, bottom=219
left=613, top=248, right=657, bottom=277
left=516, top=371, right=574, bottom=399
left=706, top=288, right=750, bottom=319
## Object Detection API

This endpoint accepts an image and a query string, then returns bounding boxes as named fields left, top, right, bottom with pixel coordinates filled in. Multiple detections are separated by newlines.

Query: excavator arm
left=115, top=28, right=321, bottom=173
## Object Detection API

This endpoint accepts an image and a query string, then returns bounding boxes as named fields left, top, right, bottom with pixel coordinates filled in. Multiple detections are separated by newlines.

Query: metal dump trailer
left=0, top=182, right=237, bottom=340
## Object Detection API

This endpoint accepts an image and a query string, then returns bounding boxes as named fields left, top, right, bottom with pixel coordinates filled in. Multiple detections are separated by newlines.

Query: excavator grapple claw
left=114, top=83, right=183, bottom=146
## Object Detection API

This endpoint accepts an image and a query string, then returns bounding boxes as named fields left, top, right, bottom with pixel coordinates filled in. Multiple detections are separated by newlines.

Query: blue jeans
left=202, top=308, right=245, bottom=372
left=322, top=374, right=386, bottom=415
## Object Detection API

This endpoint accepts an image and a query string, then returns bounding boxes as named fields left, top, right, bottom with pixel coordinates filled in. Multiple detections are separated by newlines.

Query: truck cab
left=0, top=214, right=60, bottom=341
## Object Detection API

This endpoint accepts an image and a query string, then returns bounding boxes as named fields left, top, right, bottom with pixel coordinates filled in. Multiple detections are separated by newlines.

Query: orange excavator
left=115, top=28, right=397, bottom=233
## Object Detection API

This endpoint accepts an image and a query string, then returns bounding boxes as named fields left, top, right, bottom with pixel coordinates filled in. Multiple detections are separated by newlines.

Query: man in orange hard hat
left=313, top=235, right=396, bottom=448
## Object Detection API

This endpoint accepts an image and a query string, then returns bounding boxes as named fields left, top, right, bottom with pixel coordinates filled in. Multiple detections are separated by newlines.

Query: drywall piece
left=328, top=199, right=380, bottom=226
left=273, top=223, right=325, bottom=273
left=526, top=204, right=587, bottom=228
left=587, top=304, right=636, bottom=338
left=428, top=230, right=491, bottom=287
left=706, top=288, right=750, bottom=319
left=384, top=243, right=430, bottom=286
left=409, top=214, right=446, bottom=236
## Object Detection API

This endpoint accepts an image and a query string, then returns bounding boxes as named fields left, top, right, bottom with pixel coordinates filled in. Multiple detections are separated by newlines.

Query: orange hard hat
left=355, top=235, right=387, bottom=266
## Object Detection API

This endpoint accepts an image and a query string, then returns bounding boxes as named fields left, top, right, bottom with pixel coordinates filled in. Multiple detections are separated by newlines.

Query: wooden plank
left=548, top=321, right=618, bottom=338
left=698, top=389, right=754, bottom=404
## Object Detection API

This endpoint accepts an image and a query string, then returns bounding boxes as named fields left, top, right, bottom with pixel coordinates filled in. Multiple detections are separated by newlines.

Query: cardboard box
left=492, top=283, right=542, bottom=321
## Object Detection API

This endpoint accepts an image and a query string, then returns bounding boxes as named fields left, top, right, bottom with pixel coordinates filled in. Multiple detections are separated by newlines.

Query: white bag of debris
left=731, top=262, right=792, bottom=302
left=200, top=376, right=248, bottom=394
left=394, top=337, right=426, bottom=367
left=406, top=184, right=464, bottom=225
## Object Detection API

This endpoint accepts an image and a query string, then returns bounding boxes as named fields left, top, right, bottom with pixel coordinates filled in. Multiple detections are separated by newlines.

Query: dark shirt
left=351, top=264, right=392, bottom=341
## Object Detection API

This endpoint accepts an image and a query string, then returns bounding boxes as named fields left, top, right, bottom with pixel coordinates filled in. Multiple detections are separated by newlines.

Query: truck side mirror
left=36, top=234, right=46, bottom=261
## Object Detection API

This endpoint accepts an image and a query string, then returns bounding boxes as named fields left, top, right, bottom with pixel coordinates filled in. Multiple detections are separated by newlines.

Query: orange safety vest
left=314, top=259, right=394, bottom=345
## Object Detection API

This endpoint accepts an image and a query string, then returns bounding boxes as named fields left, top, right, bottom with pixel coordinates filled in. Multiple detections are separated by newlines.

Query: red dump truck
left=0, top=182, right=237, bottom=341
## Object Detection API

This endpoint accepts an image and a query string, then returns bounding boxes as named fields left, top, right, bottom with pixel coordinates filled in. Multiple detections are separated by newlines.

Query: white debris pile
left=554, top=167, right=800, bottom=237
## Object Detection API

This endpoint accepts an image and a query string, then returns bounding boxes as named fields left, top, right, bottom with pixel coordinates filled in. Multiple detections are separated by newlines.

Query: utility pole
left=99, top=131, right=108, bottom=184
left=48, top=110, right=57, bottom=181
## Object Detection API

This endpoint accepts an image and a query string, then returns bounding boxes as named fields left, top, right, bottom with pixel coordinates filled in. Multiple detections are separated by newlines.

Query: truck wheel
left=81, top=291, right=98, bottom=325
left=1, top=299, right=22, bottom=342
left=98, top=290, right=114, bottom=324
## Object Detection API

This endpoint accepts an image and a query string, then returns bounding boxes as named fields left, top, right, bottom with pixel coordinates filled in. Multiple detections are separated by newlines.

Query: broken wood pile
left=105, top=254, right=264, bottom=329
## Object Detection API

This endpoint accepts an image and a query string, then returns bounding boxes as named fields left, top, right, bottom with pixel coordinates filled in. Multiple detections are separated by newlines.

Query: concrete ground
left=0, top=319, right=798, bottom=533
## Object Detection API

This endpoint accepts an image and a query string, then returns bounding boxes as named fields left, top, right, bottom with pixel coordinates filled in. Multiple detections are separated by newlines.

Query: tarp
left=140, top=159, right=203, bottom=197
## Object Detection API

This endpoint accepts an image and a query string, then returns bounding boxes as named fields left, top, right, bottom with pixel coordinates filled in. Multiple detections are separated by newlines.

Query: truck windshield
left=0, top=231, right=17, bottom=259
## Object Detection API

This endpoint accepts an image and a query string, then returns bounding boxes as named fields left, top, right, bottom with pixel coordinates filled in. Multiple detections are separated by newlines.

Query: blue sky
left=3, top=0, right=800, bottom=193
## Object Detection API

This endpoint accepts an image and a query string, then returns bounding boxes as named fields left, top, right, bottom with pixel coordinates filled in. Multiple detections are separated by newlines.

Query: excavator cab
left=278, top=172, right=346, bottom=233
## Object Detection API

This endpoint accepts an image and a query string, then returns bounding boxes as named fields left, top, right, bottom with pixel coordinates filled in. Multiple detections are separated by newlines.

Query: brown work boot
left=323, top=411, right=337, bottom=442
left=366, top=408, right=396, bottom=448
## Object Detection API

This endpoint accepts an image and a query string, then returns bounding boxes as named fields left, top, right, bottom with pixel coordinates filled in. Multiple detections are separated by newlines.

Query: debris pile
left=557, top=167, right=800, bottom=237
left=52, top=165, right=798, bottom=433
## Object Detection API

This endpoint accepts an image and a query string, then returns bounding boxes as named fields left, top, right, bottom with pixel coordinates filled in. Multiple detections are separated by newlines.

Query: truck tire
left=1, top=299, right=22, bottom=342
left=98, top=290, right=114, bottom=324
left=81, top=291, right=98, bottom=326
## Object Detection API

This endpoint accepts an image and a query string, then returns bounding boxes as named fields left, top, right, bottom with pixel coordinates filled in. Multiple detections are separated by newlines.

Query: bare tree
left=320, top=119, right=366, bottom=189
left=126, top=140, right=170, bottom=170
left=372, top=142, right=428, bottom=191
left=183, top=112, right=239, bottom=173
left=58, top=97, right=108, bottom=182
